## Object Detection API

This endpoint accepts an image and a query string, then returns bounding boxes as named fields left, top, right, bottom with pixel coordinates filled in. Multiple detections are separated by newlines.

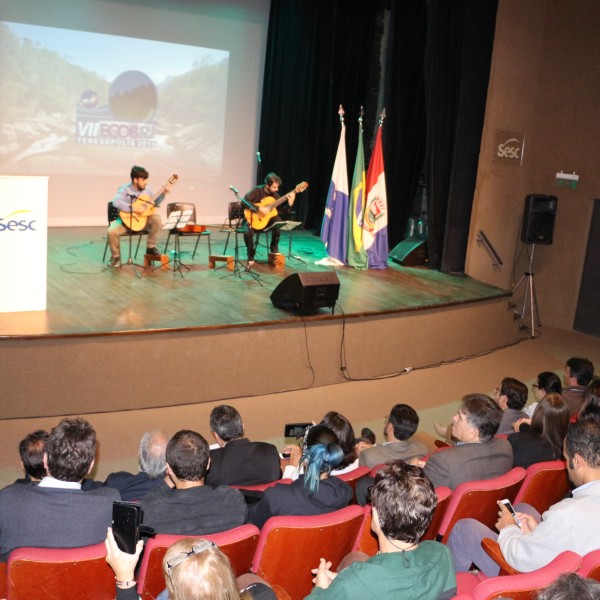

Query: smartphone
left=284, top=422, right=312, bottom=438
left=112, top=501, right=142, bottom=554
left=499, top=498, right=522, bottom=527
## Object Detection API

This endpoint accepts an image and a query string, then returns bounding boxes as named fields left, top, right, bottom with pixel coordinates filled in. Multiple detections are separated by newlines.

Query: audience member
left=447, top=419, right=600, bottom=575
left=423, top=394, right=513, bottom=490
left=104, top=430, right=169, bottom=501
left=508, top=393, right=569, bottom=469
left=0, top=418, right=119, bottom=562
left=578, top=379, right=600, bottom=425
left=141, top=430, right=247, bottom=535
left=536, top=573, right=600, bottom=600
left=563, top=356, right=595, bottom=415
left=320, top=412, right=358, bottom=474
left=306, top=461, right=456, bottom=599
left=358, top=404, right=427, bottom=469
left=494, top=377, right=529, bottom=434
left=206, top=405, right=281, bottom=487
left=525, top=371, right=563, bottom=418
left=14, top=429, right=49, bottom=484
left=105, top=529, right=276, bottom=600
left=249, top=425, right=352, bottom=529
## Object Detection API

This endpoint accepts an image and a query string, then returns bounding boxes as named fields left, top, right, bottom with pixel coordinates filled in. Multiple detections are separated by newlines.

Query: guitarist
left=107, top=165, right=171, bottom=268
left=243, top=172, right=295, bottom=267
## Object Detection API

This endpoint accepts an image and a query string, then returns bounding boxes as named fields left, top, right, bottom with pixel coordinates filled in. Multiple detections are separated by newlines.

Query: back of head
left=565, top=419, right=600, bottom=469
left=166, top=431, right=210, bottom=482
left=462, top=394, right=502, bottom=441
left=303, top=425, right=344, bottom=495
left=530, top=393, right=569, bottom=456
left=139, top=431, right=169, bottom=479
left=163, top=538, right=239, bottom=600
left=320, top=411, right=356, bottom=466
left=579, top=380, right=600, bottom=424
left=567, top=357, right=595, bottom=386
left=371, top=460, right=437, bottom=545
left=45, top=418, right=96, bottom=482
left=537, top=573, right=600, bottom=600
left=210, top=405, right=243, bottom=442
left=537, top=371, right=562, bottom=394
left=388, top=404, right=419, bottom=440
left=19, top=430, right=49, bottom=480
left=500, top=377, right=528, bottom=411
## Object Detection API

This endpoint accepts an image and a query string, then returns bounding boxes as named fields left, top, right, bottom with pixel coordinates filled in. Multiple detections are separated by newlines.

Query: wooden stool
left=268, top=252, right=285, bottom=268
left=209, top=254, right=234, bottom=271
left=144, top=253, right=169, bottom=270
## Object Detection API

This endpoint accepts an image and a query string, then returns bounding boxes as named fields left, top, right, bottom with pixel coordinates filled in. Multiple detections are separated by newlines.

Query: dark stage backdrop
left=258, top=0, right=497, bottom=272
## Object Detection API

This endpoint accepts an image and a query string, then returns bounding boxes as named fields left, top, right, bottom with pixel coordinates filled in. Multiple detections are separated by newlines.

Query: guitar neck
left=273, top=191, right=294, bottom=209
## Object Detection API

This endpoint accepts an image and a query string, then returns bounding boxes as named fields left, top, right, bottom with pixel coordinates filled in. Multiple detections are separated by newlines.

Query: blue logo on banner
left=0, top=210, right=37, bottom=232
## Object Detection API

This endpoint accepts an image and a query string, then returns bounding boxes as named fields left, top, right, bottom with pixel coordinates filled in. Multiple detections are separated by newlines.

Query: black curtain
left=259, top=0, right=497, bottom=271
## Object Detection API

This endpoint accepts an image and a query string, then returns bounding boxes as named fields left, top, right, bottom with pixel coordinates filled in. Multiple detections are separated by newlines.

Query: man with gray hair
left=104, top=430, right=169, bottom=501
left=206, top=405, right=281, bottom=487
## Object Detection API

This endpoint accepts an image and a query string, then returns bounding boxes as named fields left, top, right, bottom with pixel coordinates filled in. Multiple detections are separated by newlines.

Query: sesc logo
left=0, top=209, right=37, bottom=232
left=497, top=137, right=522, bottom=161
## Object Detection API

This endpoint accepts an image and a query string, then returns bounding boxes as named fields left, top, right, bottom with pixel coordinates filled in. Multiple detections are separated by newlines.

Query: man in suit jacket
left=103, top=430, right=169, bottom=501
left=422, top=394, right=513, bottom=490
left=205, top=405, right=281, bottom=487
left=0, top=418, right=119, bottom=562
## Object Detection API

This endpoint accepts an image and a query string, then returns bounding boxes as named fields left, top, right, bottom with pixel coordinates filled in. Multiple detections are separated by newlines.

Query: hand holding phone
left=499, top=498, right=522, bottom=527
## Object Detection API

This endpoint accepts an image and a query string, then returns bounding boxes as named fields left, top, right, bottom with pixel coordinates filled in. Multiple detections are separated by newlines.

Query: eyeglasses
left=166, top=540, right=215, bottom=577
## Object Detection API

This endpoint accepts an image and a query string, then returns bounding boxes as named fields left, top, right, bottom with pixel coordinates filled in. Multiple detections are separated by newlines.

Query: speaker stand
left=511, top=243, right=541, bottom=338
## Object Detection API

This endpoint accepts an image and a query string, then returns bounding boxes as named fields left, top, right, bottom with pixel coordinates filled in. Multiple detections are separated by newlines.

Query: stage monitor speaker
left=270, top=272, right=340, bottom=311
left=521, top=194, right=557, bottom=245
left=389, top=236, right=428, bottom=266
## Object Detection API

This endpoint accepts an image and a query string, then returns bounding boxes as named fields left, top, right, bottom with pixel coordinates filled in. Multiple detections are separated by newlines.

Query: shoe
left=108, top=256, right=121, bottom=268
left=146, top=247, right=161, bottom=256
left=248, top=260, right=255, bottom=267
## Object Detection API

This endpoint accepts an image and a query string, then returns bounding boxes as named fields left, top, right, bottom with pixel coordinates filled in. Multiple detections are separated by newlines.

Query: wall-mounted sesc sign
left=494, top=131, right=524, bottom=165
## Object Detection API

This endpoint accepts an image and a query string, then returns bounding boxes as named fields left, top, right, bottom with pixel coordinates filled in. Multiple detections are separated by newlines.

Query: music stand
left=270, top=221, right=304, bottom=263
left=220, top=220, right=262, bottom=285
left=162, top=209, right=193, bottom=278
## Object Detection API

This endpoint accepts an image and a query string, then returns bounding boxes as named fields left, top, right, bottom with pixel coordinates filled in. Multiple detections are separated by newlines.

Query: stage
left=0, top=226, right=517, bottom=420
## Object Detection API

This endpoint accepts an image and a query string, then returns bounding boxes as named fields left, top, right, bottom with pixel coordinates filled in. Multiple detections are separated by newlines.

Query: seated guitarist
left=243, top=172, right=295, bottom=267
left=107, top=165, right=170, bottom=268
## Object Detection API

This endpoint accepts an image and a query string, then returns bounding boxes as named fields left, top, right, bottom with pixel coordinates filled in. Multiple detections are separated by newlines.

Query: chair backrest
left=107, top=201, right=119, bottom=223
left=0, top=562, right=6, bottom=600
left=513, top=460, right=570, bottom=515
left=137, top=524, right=260, bottom=600
left=167, top=202, right=196, bottom=223
left=421, top=486, right=453, bottom=541
left=7, top=542, right=114, bottom=600
left=230, top=478, right=293, bottom=492
left=334, top=465, right=370, bottom=503
left=468, top=550, right=581, bottom=600
left=437, top=467, right=526, bottom=544
left=579, top=548, right=600, bottom=581
left=252, top=505, right=364, bottom=600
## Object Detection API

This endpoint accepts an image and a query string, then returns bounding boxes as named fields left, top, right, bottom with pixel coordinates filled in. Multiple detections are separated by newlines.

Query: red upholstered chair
left=0, top=562, right=6, bottom=600
left=6, top=543, right=114, bottom=600
left=368, top=464, right=385, bottom=478
left=437, top=467, right=526, bottom=544
left=334, top=465, right=370, bottom=503
left=513, top=460, right=570, bottom=515
left=453, top=549, right=581, bottom=600
left=422, top=485, right=452, bottom=541
left=251, top=505, right=364, bottom=600
left=353, top=505, right=378, bottom=556
left=230, top=479, right=293, bottom=492
left=579, top=548, right=600, bottom=581
left=137, top=524, right=260, bottom=600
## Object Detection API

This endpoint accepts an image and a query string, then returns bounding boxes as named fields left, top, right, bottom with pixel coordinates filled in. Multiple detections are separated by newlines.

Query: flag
left=347, top=117, right=368, bottom=269
left=363, top=121, right=388, bottom=269
left=320, top=122, right=349, bottom=266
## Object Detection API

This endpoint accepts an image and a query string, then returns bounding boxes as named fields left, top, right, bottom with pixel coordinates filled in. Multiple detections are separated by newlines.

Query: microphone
left=229, top=185, right=238, bottom=194
left=256, top=151, right=261, bottom=163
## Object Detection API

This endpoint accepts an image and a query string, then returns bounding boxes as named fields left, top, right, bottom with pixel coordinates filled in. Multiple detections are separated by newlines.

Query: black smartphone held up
left=284, top=422, right=312, bottom=439
left=499, top=498, right=522, bottom=527
left=112, top=501, right=142, bottom=554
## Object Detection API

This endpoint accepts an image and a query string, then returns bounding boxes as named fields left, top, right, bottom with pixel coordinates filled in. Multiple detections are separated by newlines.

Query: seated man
left=494, top=377, right=529, bottom=435
left=13, top=429, right=49, bottom=484
left=0, top=418, right=119, bottom=562
left=563, top=356, right=595, bottom=415
left=206, top=405, right=281, bottom=487
left=423, top=393, right=513, bottom=490
left=306, top=461, right=456, bottom=599
left=448, top=419, right=600, bottom=575
left=141, top=430, right=247, bottom=535
left=104, top=430, right=169, bottom=501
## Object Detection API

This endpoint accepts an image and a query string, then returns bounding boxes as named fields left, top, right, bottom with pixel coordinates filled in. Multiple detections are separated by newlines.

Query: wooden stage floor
left=0, top=226, right=509, bottom=339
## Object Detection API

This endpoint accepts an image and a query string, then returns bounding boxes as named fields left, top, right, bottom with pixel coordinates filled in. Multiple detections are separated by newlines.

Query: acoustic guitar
left=120, top=173, right=178, bottom=232
left=244, top=181, right=308, bottom=231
